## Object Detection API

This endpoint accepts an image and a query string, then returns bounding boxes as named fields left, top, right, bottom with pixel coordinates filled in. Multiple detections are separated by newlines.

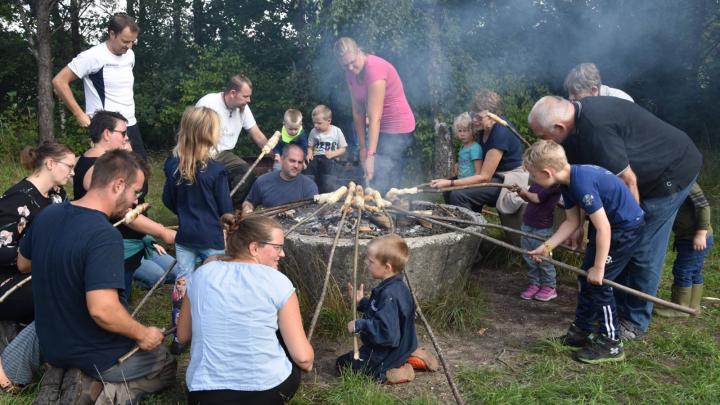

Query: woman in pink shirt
left=335, top=37, right=415, bottom=193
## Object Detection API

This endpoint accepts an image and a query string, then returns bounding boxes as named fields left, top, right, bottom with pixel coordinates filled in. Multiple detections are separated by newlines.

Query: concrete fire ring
left=281, top=202, right=486, bottom=303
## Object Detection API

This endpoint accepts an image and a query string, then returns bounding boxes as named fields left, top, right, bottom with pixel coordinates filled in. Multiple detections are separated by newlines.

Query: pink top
left=346, top=55, right=416, bottom=134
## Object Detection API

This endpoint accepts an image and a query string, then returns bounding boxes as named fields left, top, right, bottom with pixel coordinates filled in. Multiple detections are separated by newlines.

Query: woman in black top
left=0, top=142, right=75, bottom=324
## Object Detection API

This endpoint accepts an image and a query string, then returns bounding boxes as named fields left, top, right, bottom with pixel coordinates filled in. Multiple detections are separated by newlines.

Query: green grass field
left=0, top=153, right=718, bottom=404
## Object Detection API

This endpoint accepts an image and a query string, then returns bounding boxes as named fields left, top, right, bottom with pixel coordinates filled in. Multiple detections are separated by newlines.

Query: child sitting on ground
left=337, top=234, right=434, bottom=383
left=654, top=182, right=713, bottom=317
left=273, top=109, right=308, bottom=170
left=305, top=104, right=347, bottom=192
left=514, top=182, right=561, bottom=301
left=430, top=112, right=483, bottom=193
left=525, top=140, right=644, bottom=364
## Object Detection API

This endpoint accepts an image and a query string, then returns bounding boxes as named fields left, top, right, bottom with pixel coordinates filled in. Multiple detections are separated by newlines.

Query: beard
left=110, top=193, right=134, bottom=221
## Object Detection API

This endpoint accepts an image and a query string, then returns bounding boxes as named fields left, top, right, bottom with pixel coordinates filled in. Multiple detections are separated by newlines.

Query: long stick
left=351, top=187, right=364, bottom=359
left=253, top=198, right=315, bottom=216
left=486, top=112, right=532, bottom=148
left=286, top=203, right=330, bottom=237
left=131, top=259, right=178, bottom=317
left=421, top=183, right=514, bottom=193
left=0, top=275, right=32, bottom=304
left=391, top=205, right=697, bottom=315
left=404, top=273, right=464, bottom=405
left=229, top=131, right=281, bottom=197
left=113, top=203, right=150, bottom=227
left=117, top=327, right=176, bottom=364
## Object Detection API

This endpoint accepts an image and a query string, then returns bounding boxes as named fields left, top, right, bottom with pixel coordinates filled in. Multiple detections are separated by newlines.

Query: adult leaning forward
left=431, top=89, right=527, bottom=215
left=335, top=37, right=416, bottom=194
left=528, top=95, right=702, bottom=339
left=177, top=213, right=313, bottom=404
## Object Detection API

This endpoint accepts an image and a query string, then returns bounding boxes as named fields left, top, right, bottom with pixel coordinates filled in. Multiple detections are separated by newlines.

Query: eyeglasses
left=134, top=190, right=144, bottom=200
left=111, top=129, right=128, bottom=137
left=54, top=160, right=75, bottom=171
left=261, top=241, right=284, bottom=253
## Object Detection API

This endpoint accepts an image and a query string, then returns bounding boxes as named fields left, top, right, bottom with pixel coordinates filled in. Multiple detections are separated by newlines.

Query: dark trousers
left=121, top=250, right=144, bottom=305
left=446, top=175, right=503, bottom=212
left=215, top=150, right=254, bottom=208
left=126, top=124, right=149, bottom=198
left=671, top=235, right=713, bottom=287
left=574, top=224, right=643, bottom=340
left=305, top=155, right=337, bottom=193
left=187, top=365, right=300, bottom=405
left=370, top=132, right=413, bottom=195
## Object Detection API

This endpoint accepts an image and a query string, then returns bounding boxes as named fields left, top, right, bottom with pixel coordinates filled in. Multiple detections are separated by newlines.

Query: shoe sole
left=534, top=294, right=558, bottom=302
left=520, top=295, right=535, bottom=300
left=575, top=352, right=625, bottom=364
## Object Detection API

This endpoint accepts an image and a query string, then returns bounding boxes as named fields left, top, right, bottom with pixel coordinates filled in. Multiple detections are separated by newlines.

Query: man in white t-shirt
left=196, top=74, right=269, bottom=207
left=564, top=63, right=634, bottom=103
left=52, top=13, right=147, bottom=161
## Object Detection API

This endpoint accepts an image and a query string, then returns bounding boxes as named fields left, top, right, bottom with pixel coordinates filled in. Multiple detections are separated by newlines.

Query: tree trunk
left=69, top=0, right=81, bottom=55
left=36, top=0, right=59, bottom=142
left=192, top=0, right=204, bottom=46
left=172, top=0, right=183, bottom=45
left=127, top=0, right=136, bottom=16
left=427, top=11, right=453, bottom=178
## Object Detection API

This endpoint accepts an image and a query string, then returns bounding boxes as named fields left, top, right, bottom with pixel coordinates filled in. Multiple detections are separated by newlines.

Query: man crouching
left=18, top=149, right=175, bottom=403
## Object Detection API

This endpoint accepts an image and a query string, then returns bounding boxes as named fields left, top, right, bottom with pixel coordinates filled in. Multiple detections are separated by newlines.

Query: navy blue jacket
left=355, top=273, right=417, bottom=381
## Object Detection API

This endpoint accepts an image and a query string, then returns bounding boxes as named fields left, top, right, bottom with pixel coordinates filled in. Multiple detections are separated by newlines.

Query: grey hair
left=528, top=96, right=571, bottom=131
left=564, top=63, right=602, bottom=97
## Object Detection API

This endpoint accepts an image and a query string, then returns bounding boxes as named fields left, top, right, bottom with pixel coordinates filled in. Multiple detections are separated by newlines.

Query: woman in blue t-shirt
left=176, top=213, right=313, bottom=404
left=431, top=89, right=528, bottom=214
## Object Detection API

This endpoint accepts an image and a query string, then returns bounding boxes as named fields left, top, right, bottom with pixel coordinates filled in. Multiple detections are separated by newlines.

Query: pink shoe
left=534, top=286, right=558, bottom=301
left=521, top=284, right=541, bottom=300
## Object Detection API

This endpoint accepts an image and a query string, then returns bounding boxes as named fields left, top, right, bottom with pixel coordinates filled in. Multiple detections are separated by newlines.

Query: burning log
left=230, top=131, right=281, bottom=197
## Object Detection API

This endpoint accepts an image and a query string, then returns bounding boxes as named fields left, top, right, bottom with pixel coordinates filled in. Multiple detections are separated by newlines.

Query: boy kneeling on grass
left=525, top=141, right=644, bottom=364
left=336, top=234, right=437, bottom=383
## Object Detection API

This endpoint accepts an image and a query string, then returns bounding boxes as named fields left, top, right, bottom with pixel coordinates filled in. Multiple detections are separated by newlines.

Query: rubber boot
left=653, top=286, right=691, bottom=318
left=690, top=283, right=704, bottom=315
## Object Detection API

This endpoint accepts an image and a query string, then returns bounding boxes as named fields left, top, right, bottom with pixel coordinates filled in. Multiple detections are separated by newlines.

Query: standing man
left=564, top=63, right=634, bottom=103
left=196, top=74, right=269, bottom=207
left=528, top=95, right=702, bottom=340
left=18, top=150, right=175, bottom=403
left=52, top=13, right=147, bottom=161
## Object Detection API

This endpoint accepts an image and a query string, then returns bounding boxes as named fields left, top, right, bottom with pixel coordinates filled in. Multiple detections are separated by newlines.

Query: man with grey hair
left=528, top=95, right=701, bottom=341
left=564, top=63, right=634, bottom=102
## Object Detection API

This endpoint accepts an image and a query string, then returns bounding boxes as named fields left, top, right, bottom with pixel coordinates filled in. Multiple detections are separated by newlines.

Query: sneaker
left=574, top=335, right=625, bottom=364
left=619, top=319, right=646, bottom=341
left=534, top=286, right=558, bottom=302
left=520, top=284, right=541, bottom=300
left=558, top=324, right=592, bottom=348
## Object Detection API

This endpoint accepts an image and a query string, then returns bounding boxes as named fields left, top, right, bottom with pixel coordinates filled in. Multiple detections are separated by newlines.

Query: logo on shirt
left=582, top=194, right=594, bottom=207
left=606, top=255, right=613, bottom=264
left=370, top=299, right=378, bottom=312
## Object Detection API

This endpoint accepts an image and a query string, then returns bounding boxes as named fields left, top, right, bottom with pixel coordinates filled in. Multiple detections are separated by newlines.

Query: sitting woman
left=0, top=142, right=74, bottom=326
left=177, top=213, right=314, bottom=405
left=431, top=89, right=527, bottom=215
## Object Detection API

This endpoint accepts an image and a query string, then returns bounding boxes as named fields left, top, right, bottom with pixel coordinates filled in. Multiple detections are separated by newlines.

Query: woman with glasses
left=177, top=213, right=313, bottom=405
left=0, top=142, right=74, bottom=327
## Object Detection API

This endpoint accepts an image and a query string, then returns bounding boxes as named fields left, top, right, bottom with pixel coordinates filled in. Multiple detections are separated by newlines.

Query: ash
left=276, top=200, right=475, bottom=238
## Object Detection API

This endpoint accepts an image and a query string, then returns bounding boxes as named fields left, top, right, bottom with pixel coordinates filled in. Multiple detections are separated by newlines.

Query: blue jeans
left=174, top=244, right=224, bottom=278
left=133, top=254, right=181, bottom=289
left=520, top=224, right=556, bottom=286
left=672, top=235, right=713, bottom=287
left=614, top=180, right=695, bottom=332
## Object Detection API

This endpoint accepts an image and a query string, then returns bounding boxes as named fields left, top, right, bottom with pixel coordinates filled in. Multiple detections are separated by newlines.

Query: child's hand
left=347, top=320, right=356, bottom=335
left=509, top=184, right=523, bottom=194
left=527, top=244, right=551, bottom=262
left=430, top=179, right=452, bottom=188
left=586, top=266, right=604, bottom=285
left=347, top=282, right=364, bottom=304
left=307, top=150, right=314, bottom=161
left=693, top=230, right=708, bottom=251
left=274, top=154, right=280, bottom=161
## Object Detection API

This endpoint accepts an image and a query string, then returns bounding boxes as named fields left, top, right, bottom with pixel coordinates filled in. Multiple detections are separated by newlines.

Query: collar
left=571, top=101, right=582, bottom=136
left=375, top=273, right=404, bottom=291
left=281, top=126, right=304, bottom=143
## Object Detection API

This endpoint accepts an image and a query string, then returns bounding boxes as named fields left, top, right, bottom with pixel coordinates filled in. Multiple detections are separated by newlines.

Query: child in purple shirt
left=514, top=183, right=561, bottom=301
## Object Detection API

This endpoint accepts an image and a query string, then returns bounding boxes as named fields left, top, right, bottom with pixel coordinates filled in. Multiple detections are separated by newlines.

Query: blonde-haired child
left=430, top=112, right=483, bottom=192
left=306, top=104, right=347, bottom=192
left=273, top=109, right=308, bottom=170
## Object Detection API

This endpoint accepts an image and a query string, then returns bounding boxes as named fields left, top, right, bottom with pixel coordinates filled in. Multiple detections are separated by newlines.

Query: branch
left=14, top=0, right=38, bottom=58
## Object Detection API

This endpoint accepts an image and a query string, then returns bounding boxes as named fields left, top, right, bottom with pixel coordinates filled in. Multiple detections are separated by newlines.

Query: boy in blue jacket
left=336, top=234, right=418, bottom=383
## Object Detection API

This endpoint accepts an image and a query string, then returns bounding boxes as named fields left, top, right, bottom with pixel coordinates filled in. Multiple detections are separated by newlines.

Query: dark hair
left=89, top=111, right=127, bottom=143
left=108, top=12, right=139, bottom=34
left=470, top=88, right=503, bottom=115
left=20, top=141, right=73, bottom=172
left=222, top=212, right=282, bottom=258
left=224, top=74, right=253, bottom=93
left=90, top=149, right=149, bottom=190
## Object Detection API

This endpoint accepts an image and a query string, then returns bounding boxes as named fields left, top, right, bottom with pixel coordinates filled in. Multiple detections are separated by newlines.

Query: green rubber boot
left=653, top=286, right=691, bottom=318
left=690, top=283, right=704, bottom=315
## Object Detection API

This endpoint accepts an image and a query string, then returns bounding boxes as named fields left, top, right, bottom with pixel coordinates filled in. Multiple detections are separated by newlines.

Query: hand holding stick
left=113, top=203, right=150, bottom=227
left=117, top=327, right=176, bottom=363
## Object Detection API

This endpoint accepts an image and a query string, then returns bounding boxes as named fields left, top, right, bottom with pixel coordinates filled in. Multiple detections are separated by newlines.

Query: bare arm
left=126, top=215, right=176, bottom=245
left=86, top=289, right=164, bottom=350
left=326, top=147, right=346, bottom=159
left=432, top=149, right=502, bottom=188
left=278, top=292, right=314, bottom=371
left=586, top=208, right=612, bottom=285
left=52, top=67, right=91, bottom=127
left=176, top=294, right=192, bottom=345
left=618, top=166, right=640, bottom=203
left=247, top=125, right=268, bottom=150
left=82, top=165, right=94, bottom=193
left=17, top=252, right=31, bottom=273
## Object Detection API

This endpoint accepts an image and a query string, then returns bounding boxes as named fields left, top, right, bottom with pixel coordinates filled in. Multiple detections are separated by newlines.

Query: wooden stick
left=351, top=186, right=364, bottom=360
left=391, top=205, right=697, bottom=315
left=286, top=203, right=330, bottom=237
left=113, top=203, right=150, bottom=227
left=131, top=260, right=178, bottom=317
left=486, top=112, right=532, bottom=148
left=0, top=275, right=32, bottom=304
left=404, top=273, right=464, bottom=405
left=419, top=183, right=514, bottom=193
left=117, top=327, right=176, bottom=364
left=229, top=131, right=281, bottom=197
left=253, top=198, right=315, bottom=216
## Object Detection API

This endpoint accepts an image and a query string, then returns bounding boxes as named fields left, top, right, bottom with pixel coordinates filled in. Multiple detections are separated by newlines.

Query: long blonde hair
left=173, top=106, right=220, bottom=184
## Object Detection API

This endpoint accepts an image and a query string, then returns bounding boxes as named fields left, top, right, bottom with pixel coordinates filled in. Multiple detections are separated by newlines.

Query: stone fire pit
left=280, top=201, right=486, bottom=303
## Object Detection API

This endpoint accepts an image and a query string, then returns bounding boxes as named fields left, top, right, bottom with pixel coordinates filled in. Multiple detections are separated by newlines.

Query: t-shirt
left=20, top=202, right=134, bottom=375
left=457, top=142, right=482, bottom=179
left=599, top=85, right=634, bottom=102
left=185, top=260, right=295, bottom=391
left=162, top=156, right=233, bottom=250
left=523, top=184, right=561, bottom=229
left=308, top=125, right=348, bottom=156
left=245, top=171, right=318, bottom=209
left=480, top=120, right=524, bottom=173
left=561, top=165, right=644, bottom=230
left=562, top=97, right=702, bottom=199
left=346, top=55, right=415, bottom=134
left=196, top=92, right=257, bottom=154
left=68, top=42, right=136, bottom=126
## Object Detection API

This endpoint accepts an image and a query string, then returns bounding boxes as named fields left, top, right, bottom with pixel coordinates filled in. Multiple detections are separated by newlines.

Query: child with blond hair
left=430, top=112, right=483, bottom=193
left=306, top=104, right=347, bottom=192
left=273, top=109, right=308, bottom=170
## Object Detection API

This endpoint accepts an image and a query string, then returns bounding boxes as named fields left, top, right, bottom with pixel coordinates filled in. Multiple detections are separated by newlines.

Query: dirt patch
left=306, top=263, right=579, bottom=402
